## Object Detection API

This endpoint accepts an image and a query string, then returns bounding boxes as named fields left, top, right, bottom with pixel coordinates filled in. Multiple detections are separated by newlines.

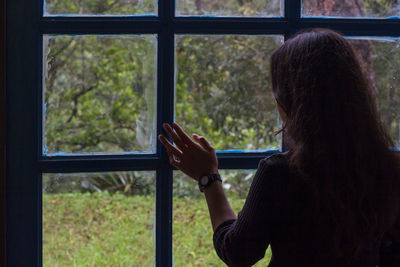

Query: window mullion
left=285, top=0, right=301, bottom=37
left=6, top=0, right=41, bottom=266
left=157, top=0, right=175, bottom=265
left=155, top=33, right=174, bottom=267
left=0, top=0, right=5, bottom=261
left=285, top=0, right=301, bottom=20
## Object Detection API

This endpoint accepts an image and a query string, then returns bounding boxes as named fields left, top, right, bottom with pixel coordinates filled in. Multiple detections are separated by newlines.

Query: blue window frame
left=4, top=0, right=400, bottom=266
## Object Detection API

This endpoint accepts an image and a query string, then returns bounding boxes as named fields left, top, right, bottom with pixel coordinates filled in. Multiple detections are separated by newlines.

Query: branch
left=66, top=78, right=99, bottom=123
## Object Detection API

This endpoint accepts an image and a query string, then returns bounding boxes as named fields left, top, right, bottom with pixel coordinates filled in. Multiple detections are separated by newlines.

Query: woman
left=158, top=28, right=400, bottom=266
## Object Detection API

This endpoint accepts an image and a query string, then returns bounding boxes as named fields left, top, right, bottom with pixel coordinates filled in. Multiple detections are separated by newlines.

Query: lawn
left=43, top=192, right=272, bottom=266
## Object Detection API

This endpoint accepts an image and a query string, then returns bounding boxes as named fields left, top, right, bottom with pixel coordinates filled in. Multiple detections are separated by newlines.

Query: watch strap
left=198, top=173, right=222, bottom=192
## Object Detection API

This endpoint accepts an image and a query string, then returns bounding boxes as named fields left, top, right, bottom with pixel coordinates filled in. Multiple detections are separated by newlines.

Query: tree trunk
left=195, top=0, right=202, bottom=11
left=303, top=0, right=365, bottom=16
left=303, top=0, right=377, bottom=95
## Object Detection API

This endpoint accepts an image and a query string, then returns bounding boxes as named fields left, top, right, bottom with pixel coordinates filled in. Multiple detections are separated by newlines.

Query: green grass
left=43, top=193, right=271, bottom=266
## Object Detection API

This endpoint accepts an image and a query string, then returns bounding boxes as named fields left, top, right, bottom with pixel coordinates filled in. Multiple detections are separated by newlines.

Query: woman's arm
left=212, top=157, right=278, bottom=267
left=158, top=122, right=276, bottom=266
left=158, top=122, right=236, bottom=231
left=203, top=180, right=237, bottom=231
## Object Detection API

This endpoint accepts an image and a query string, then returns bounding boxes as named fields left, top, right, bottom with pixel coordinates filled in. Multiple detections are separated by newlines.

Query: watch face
left=200, top=176, right=209, bottom=186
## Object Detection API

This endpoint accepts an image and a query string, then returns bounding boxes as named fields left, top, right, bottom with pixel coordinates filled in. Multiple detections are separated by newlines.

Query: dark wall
left=0, top=0, right=6, bottom=265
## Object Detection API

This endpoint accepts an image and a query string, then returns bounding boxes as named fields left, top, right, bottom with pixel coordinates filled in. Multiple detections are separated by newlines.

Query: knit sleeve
left=212, top=154, right=286, bottom=267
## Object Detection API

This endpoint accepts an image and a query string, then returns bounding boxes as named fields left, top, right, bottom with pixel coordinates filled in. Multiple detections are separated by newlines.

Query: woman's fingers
left=159, top=135, right=183, bottom=169
left=168, top=152, right=181, bottom=168
left=193, top=134, right=213, bottom=151
left=163, top=123, right=187, bottom=151
left=158, top=134, right=183, bottom=157
left=172, top=122, right=197, bottom=148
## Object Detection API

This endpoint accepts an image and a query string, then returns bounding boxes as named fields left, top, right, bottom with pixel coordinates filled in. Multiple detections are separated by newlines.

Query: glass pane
left=173, top=170, right=272, bottom=266
left=177, top=0, right=282, bottom=16
left=175, top=35, right=283, bottom=152
left=43, top=171, right=156, bottom=266
left=347, top=37, right=400, bottom=148
left=44, top=0, right=156, bottom=16
left=302, top=0, right=400, bottom=18
left=43, top=35, right=157, bottom=155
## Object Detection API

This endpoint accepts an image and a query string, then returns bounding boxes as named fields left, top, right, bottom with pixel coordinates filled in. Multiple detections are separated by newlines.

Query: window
left=5, top=0, right=400, bottom=266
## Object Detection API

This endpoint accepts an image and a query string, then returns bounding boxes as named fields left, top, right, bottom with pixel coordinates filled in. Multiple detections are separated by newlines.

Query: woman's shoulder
left=255, top=151, right=292, bottom=182
left=260, top=151, right=290, bottom=168
left=259, top=151, right=307, bottom=186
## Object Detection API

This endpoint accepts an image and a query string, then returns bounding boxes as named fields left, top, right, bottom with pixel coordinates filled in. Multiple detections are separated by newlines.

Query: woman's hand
left=158, top=122, right=218, bottom=181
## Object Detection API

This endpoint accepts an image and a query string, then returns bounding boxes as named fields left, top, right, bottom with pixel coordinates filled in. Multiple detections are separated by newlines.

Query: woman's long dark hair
left=270, top=28, right=400, bottom=263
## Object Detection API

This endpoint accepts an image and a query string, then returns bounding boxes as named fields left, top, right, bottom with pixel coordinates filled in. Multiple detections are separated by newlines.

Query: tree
left=44, top=35, right=157, bottom=154
left=43, top=0, right=400, bottom=195
left=45, top=0, right=155, bottom=15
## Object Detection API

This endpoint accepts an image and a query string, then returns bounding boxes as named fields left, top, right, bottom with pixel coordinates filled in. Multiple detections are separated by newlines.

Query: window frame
left=1, top=0, right=6, bottom=265
left=4, top=0, right=400, bottom=266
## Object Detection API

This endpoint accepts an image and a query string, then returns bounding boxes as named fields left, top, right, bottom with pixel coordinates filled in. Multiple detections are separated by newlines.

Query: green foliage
left=89, top=172, right=156, bottom=195
left=43, top=35, right=400, bottom=195
left=175, top=35, right=283, bottom=151
left=43, top=172, right=156, bottom=196
left=43, top=193, right=155, bottom=267
left=45, top=0, right=156, bottom=15
left=371, top=39, right=400, bottom=146
left=173, top=170, right=257, bottom=199
left=43, top=192, right=272, bottom=266
left=364, top=0, right=399, bottom=17
left=44, top=35, right=157, bottom=154
left=302, top=0, right=399, bottom=17
left=173, top=195, right=272, bottom=266
left=177, top=0, right=281, bottom=16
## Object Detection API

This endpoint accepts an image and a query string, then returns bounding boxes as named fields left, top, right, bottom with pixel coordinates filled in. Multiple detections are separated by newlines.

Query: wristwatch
left=198, top=173, right=222, bottom=192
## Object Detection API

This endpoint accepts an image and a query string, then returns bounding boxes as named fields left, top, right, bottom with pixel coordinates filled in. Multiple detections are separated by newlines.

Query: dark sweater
left=213, top=152, right=400, bottom=267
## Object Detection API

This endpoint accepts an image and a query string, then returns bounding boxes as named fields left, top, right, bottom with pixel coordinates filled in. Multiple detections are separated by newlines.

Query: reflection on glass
left=44, top=0, right=156, bottom=16
left=344, top=38, right=400, bottom=148
left=302, top=0, right=400, bottom=18
left=177, top=0, right=282, bottom=16
left=172, top=170, right=272, bottom=266
left=175, top=35, right=283, bottom=152
left=368, top=38, right=400, bottom=147
left=43, top=171, right=156, bottom=267
left=302, top=37, right=399, bottom=148
left=43, top=35, right=157, bottom=155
